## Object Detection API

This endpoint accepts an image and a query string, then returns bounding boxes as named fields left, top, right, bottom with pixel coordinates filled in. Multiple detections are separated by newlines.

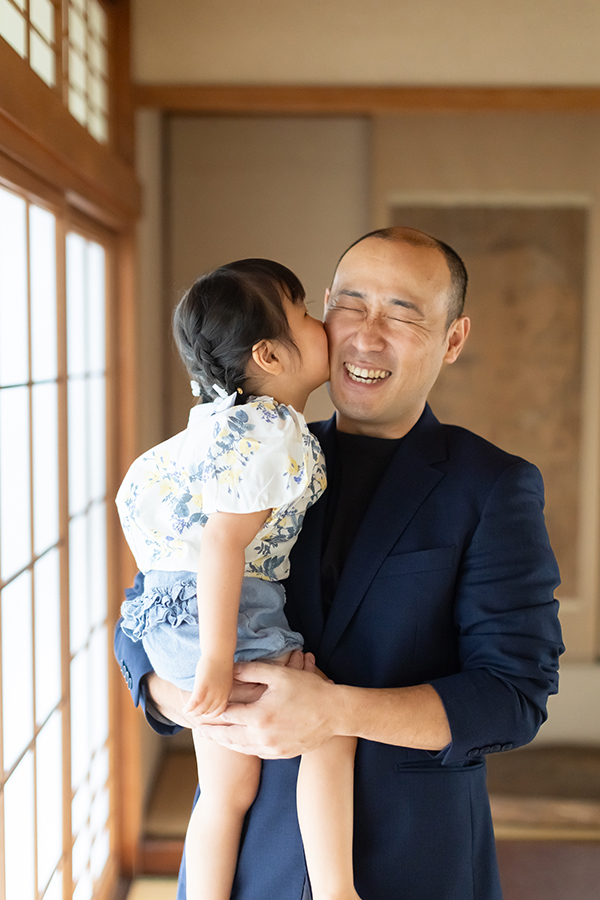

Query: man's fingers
left=195, top=724, right=249, bottom=751
left=217, top=700, right=257, bottom=725
left=302, top=652, right=316, bottom=673
left=286, top=649, right=305, bottom=671
left=194, top=724, right=287, bottom=759
left=232, top=659, right=282, bottom=683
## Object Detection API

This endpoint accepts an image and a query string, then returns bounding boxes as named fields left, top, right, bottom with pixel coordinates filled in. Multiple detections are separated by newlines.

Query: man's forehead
left=332, top=238, right=449, bottom=296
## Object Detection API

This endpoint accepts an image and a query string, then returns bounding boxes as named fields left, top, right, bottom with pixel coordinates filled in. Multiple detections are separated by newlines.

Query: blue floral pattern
left=116, top=395, right=327, bottom=581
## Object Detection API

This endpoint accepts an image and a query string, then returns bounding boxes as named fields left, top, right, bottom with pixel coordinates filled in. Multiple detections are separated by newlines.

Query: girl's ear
left=251, top=339, right=284, bottom=376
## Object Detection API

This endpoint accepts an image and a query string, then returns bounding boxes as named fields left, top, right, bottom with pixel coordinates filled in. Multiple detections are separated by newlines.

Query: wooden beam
left=0, top=40, right=140, bottom=226
left=133, top=84, right=600, bottom=115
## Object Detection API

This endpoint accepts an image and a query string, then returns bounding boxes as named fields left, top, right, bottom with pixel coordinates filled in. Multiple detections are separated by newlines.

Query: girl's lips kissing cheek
left=344, top=362, right=392, bottom=385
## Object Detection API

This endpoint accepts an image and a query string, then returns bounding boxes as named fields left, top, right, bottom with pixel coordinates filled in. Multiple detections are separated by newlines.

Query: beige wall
left=165, top=115, right=369, bottom=433
left=132, top=0, right=600, bottom=85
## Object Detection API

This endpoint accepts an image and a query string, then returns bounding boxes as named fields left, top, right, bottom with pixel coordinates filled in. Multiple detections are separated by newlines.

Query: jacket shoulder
left=439, top=420, right=543, bottom=491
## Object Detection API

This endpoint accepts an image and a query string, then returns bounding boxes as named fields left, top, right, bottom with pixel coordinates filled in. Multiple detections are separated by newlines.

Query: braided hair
left=173, top=259, right=305, bottom=402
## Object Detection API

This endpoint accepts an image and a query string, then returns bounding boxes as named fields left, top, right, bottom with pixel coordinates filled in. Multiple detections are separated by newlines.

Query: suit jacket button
left=467, top=749, right=480, bottom=757
left=490, top=744, right=501, bottom=753
left=501, top=743, right=513, bottom=751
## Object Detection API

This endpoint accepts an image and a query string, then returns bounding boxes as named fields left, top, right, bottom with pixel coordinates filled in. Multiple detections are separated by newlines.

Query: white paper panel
left=34, top=549, right=62, bottom=723
left=2, top=571, right=33, bottom=770
left=89, top=625, right=108, bottom=751
left=30, top=0, right=54, bottom=43
left=36, top=710, right=63, bottom=889
left=70, top=647, right=90, bottom=790
left=0, top=188, right=28, bottom=386
left=69, top=514, right=89, bottom=654
left=33, top=382, right=60, bottom=555
left=68, top=377, right=88, bottom=516
left=0, top=0, right=26, bottom=57
left=0, top=386, right=31, bottom=581
left=4, top=752, right=35, bottom=900
left=88, top=502, right=107, bottom=626
left=30, top=27, right=55, bottom=87
left=30, top=204, right=58, bottom=382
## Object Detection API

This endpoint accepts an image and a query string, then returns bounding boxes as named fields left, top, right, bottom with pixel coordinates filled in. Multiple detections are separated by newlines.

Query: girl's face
left=283, top=296, right=330, bottom=392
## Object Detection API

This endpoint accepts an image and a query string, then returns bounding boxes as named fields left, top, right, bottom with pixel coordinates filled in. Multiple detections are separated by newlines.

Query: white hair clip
left=190, top=380, right=201, bottom=397
left=212, top=383, right=229, bottom=399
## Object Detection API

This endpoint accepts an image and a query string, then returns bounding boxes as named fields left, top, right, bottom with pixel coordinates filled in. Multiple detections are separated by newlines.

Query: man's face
left=324, top=237, right=469, bottom=438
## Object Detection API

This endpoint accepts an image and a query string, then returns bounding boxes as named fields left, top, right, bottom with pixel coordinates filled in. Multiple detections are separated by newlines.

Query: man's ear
left=251, top=339, right=284, bottom=376
left=443, top=316, right=470, bottom=365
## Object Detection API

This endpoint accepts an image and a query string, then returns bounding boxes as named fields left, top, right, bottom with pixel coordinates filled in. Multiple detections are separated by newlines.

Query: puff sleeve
left=199, top=400, right=310, bottom=515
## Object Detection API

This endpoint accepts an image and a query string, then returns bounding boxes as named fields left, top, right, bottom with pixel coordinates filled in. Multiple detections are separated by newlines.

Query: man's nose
left=353, top=315, right=387, bottom=351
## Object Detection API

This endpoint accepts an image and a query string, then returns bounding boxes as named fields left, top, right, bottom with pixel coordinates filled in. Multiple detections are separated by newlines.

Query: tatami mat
left=488, top=745, right=600, bottom=840
left=126, top=878, right=177, bottom=900
left=145, top=751, right=197, bottom=838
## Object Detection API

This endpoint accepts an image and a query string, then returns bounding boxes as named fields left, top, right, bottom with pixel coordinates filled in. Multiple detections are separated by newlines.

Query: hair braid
left=173, top=258, right=306, bottom=403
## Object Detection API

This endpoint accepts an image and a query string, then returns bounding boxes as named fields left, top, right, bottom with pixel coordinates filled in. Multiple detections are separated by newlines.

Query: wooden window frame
left=0, top=0, right=141, bottom=893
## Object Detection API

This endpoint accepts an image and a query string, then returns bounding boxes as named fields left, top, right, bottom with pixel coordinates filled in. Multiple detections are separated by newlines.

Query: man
left=115, top=227, right=563, bottom=899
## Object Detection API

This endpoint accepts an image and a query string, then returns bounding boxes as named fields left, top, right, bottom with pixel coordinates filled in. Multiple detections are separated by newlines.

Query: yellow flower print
left=218, top=469, right=236, bottom=488
left=223, top=449, right=239, bottom=468
left=239, top=438, right=260, bottom=456
left=190, top=493, right=203, bottom=508
left=158, top=480, right=175, bottom=497
left=286, top=457, right=300, bottom=477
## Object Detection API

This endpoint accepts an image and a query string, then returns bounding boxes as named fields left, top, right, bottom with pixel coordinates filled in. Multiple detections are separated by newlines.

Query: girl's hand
left=183, top=658, right=234, bottom=717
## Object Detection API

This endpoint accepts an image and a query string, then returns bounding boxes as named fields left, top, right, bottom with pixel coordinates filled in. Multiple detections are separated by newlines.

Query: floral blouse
left=116, top=393, right=327, bottom=581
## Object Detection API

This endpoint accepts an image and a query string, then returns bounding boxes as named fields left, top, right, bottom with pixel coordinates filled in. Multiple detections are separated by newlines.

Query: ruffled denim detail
left=121, top=570, right=197, bottom=642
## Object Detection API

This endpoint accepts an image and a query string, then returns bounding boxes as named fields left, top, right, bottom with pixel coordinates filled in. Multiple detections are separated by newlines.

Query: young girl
left=116, top=259, right=361, bottom=900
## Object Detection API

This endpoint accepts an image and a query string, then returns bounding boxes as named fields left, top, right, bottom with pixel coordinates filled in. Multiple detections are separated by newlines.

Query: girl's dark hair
left=173, top=258, right=305, bottom=401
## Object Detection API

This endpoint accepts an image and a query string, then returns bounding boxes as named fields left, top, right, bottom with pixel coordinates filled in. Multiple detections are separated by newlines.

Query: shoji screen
left=0, top=183, right=112, bottom=900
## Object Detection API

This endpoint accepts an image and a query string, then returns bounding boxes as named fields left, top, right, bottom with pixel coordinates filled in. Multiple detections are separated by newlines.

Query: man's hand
left=144, top=648, right=312, bottom=730
left=195, top=659, right=340, bottom=758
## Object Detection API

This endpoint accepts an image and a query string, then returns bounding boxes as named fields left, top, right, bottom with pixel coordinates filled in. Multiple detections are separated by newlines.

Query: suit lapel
left=318, top=405, right=448, bottom=665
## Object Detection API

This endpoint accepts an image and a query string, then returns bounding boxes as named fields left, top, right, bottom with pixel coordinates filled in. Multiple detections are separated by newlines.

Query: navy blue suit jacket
left=114, top=405, right=563, bottom=900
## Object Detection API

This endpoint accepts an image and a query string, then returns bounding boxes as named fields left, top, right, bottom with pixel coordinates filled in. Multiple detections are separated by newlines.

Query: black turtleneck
left=320, top=430, right=402, bottom=614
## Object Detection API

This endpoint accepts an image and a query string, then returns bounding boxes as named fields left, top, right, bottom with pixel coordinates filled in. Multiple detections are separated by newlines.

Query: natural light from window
left=0, top=183, right=110, bottom=900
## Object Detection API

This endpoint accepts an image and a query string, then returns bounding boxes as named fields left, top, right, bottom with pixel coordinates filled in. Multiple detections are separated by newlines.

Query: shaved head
left=334, top=227, right=468, bottom=327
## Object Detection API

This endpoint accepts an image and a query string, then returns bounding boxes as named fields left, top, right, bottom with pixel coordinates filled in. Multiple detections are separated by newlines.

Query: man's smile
left=344, top=362, right=392, bottom=385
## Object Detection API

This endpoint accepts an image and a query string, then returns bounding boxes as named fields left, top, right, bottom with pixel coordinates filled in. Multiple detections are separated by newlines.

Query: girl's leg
left=296, top=735, right=361, bottom=900
left=186, top=730, right=261, bottom=900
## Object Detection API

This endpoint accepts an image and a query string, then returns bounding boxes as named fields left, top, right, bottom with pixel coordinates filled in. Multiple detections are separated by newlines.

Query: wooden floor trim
left=138, top=838, right=184, bottom=876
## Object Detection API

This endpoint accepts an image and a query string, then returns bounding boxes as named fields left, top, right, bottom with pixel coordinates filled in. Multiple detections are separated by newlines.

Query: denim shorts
left=120, top=569, right=304, bottom=691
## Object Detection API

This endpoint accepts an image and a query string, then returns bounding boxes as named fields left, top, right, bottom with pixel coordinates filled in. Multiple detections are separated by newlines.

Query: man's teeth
left=345, top=363, right=390, bottom=384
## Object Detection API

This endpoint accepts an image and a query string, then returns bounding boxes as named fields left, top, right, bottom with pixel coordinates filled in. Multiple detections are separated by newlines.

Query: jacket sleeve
left=113, top=572, right=183, bottom=737
left=428, top=460, right=564, bottom=765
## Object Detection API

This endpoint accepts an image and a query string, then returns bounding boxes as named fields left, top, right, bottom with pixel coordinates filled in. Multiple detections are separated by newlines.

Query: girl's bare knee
left=196, top=744, right=261, bottom=813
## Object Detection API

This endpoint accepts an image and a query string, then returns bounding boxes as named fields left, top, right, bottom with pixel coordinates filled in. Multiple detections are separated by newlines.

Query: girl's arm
left=183, top=508, right=271, bottom=717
